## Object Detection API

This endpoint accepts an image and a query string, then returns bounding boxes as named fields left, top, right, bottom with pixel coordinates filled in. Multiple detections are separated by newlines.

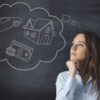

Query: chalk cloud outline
left=0, top=2, right=66, bottom=71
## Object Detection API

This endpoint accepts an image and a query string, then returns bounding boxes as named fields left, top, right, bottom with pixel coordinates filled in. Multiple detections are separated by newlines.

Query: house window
left=31, top=32, right=36, bottom=38
left=45, top=26, right=50, bottom=34
left=25, top=30, right=30, bottom=36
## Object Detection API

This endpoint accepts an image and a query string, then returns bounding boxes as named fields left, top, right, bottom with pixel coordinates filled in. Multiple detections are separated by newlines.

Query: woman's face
left=70, top=34, right=87, bottom=62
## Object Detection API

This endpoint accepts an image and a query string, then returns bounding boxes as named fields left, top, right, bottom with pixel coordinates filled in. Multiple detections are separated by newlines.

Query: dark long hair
left=76, top=31, right=100, bottom=100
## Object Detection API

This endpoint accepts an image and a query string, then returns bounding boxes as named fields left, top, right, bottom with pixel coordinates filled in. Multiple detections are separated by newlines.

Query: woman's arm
left=55, top=61, right=79, bottom=100
left=55, top=72, right=78, bottom=100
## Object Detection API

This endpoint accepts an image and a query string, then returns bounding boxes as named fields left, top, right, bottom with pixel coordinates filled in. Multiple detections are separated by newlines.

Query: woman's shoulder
left=58, top=70, right=69, bottom=76
left=57, top=70, right=69, bottom=80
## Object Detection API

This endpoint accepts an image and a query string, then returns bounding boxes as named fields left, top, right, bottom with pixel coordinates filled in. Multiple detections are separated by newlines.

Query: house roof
left=34, top=18, right=50, bottom=30
left=23, top=18, right=53, bottom=30
left=23, top=19, right=35, bottom=29
left=23, top=18, right=56, bottom=36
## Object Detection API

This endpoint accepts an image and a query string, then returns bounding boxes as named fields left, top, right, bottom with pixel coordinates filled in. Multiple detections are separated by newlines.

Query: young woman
left=55, top=31, right=100, bottom=100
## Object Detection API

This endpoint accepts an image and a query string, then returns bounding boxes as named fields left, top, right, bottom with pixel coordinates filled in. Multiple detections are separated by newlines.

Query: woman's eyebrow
left=72, top=41, right=86, bottom=44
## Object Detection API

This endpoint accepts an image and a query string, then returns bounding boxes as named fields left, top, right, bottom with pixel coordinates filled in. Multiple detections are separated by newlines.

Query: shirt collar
left=76, top=71, right=93, bottom=85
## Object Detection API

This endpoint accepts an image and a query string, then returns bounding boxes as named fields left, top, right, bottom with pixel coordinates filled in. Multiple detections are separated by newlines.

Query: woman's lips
left=70, top=53, right=76, bottom=56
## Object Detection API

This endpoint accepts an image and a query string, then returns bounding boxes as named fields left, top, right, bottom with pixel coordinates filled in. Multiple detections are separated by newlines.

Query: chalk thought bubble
left=0, top=2, right=66, bottom=71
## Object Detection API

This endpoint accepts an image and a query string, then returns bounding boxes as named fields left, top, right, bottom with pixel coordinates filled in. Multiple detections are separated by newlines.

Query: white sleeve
left=55, top=72, right=79, bottom=100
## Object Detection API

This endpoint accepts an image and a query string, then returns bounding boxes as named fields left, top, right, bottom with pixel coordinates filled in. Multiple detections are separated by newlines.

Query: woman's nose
left=71, top=45, right=77, bottom=50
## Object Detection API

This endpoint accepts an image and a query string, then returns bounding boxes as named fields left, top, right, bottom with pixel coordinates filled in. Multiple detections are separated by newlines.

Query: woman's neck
left=77, top=60, right=85, bottom=75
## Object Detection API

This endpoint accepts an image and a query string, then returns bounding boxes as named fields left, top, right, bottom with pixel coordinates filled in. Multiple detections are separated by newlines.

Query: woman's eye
left=71, top=42, right=85, bottom=47
left=78, top=43, right=84, bottom=47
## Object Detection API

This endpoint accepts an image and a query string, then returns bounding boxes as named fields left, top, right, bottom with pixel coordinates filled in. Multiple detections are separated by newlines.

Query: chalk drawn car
left=0, top=17, right=22, bottom=32
left=6, top=40, right=34, bottom=62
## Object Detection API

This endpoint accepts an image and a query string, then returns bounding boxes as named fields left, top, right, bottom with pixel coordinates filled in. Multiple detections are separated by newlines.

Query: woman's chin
left=70, top=57, right=76, bottom=61
left=70, top=58, right=78, bottom=63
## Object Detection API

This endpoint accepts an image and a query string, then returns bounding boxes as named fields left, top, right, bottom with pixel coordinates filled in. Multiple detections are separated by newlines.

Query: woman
left=55, top=31, right=100, bottom=100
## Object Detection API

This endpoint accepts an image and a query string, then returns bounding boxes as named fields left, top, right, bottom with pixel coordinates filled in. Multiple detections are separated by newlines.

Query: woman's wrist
left=69, top=71, right=76, bottom=77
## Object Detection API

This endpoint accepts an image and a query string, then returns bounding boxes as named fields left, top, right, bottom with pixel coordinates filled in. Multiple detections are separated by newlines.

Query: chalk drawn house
left=23, top=18, right=56, bottom=45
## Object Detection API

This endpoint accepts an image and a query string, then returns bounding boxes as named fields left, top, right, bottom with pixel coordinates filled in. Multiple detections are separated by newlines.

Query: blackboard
left=0, top=0, right=100, bottom=100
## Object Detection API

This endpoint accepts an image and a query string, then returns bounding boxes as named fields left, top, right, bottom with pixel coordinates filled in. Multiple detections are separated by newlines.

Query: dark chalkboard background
left=0, top=0, right=100, bottom=100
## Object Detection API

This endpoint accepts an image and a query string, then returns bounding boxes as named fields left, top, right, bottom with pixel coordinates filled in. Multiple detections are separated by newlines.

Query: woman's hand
left=66, top=61, right=78, bottom=77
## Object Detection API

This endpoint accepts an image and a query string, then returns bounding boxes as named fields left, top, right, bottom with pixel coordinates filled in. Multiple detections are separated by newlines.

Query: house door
left=40, top=35, right=49, bottom=45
